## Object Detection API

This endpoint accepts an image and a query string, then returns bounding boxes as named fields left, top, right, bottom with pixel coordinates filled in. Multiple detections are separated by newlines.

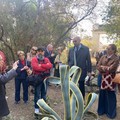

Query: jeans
left=15, top=78, right=28, bottom=102
left=34, top=82, right=47, bottom=109
left=97, top=73, right=102, bottom=88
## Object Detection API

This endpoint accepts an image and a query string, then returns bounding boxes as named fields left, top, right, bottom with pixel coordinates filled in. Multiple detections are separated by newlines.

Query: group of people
left=0, top=36, right=120, bottom=119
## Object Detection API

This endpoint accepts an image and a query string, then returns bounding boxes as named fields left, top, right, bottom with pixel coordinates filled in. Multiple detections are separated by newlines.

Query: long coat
left=68, top=44, right=92, bottom=81
left=0, top=69, right=17, bottom=117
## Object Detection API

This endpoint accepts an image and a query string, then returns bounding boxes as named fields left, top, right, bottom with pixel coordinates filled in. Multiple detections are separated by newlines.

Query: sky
left=73, top=0, right=111, bottom=45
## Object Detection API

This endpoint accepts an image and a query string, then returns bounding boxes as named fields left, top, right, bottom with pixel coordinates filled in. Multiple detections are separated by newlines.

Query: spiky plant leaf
left=69, top=66, right=80, bottom=77
left=84, top=93, right=98, bottom=113
left=44, top=77, right=61, bottom=91
left=70, top=81, right=84, bottom=120
left=71, top=67, right=82, bottom=84
left=60, top=65, right=71, bottom=120
left=37, top=99, right=62, bottom=120
left=70, top=67, right=82, bottom=119
left=41, top=117, right=55, bottom=120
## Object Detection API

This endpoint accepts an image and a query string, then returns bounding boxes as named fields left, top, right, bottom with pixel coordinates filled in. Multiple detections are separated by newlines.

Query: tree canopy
left=103, top=0, right=120, bottom=52
left=0, top=0, right=97, bottom=61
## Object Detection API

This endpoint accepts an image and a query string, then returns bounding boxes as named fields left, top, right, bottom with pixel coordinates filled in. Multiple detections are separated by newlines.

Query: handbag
left=27, top=72, right=50, bottom=87
left=112, top=65, right=120, bottom=84
left=27, top=74, right=43, bottom=87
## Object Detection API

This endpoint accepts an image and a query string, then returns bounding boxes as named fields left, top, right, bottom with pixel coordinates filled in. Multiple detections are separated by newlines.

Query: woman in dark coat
left=0, top=60, right=18, bottom=119
left=15, top=51, right=30, bottom=104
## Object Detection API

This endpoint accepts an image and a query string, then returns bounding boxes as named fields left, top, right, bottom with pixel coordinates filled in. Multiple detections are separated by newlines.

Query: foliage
left=103, top=0, right=120, bottom=50
left=37, top=65, right=98, bottom=120
left=0, top=0, right=97, bottom=62
left=103, top=0, right=120, bottom=37
left=115, top=39, right=120, bottom=53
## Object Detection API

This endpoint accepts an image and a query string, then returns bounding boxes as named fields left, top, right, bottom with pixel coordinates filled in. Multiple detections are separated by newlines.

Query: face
left=48, top=46, right=53, bottom=52
left=58, top=49, right=62, bottom=54
left=19, top=54, right=25, bottom=61
left=73, top=37, right=81, bottom=47
left=37, top=51, right=44, bottom=56
left=31, top=48, right=37, bottom=54
left=106, top=45, right=114, bottom=55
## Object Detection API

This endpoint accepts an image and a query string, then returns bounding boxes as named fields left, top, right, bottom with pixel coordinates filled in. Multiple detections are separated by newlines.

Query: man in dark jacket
left=44, top=44, right=56, bottom=76
left=0, top=60, right=18, bottom=119
left=68, top=36, right=92, bottom=98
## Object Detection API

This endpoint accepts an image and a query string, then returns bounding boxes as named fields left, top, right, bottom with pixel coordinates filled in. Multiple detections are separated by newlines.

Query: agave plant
left=37, top=65, right=98, bottom=120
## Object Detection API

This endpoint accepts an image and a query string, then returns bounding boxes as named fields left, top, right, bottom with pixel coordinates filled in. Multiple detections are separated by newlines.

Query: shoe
left=15, top=101, right=20, bottom=104
left=34, top=112, right=42, bottom=119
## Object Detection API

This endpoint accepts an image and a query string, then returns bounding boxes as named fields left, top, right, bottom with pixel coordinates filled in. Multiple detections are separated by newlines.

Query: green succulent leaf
left=69, top=66, right=80, bottom=77
left=84, top=93, right=98, bottom=113
left=41, top=117, right=56, bottom=120
left=44, top=77, right=61, bottom=90
left=60, top=65, right=71, bottom=120
left=70, top=67, right=82, bottom=119
left=37, top=99, right=62, bottom=120
left=70, top=81, right=84, bottom=120
left=36, top=112, right=56, bottom=120
left=71, top=67, right=81, bottom=84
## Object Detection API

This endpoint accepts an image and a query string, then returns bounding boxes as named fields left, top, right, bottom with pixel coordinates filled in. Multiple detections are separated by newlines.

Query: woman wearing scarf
left=97, top=44, right=119, bottom=119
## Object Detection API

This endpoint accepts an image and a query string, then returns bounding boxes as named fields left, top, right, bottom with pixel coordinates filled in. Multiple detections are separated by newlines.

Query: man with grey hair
left=44, top=44, right=56, bottom=76
left=68, top=36, right=92, bottom=98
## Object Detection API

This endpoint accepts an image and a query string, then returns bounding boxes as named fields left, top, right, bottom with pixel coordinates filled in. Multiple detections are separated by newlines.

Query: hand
left=21, top=66, right=29, bottom=71
left=51, top=53, right=55, bottom=57
left=101, top=66, right=107, bottom=71
left=39, top=64, right=41, bottom=67
left=27, top=68, right=32, bottom=75
left=12, top=61, right=18, bottom=70
left=24, top=66, right=29, bottom=70
left=87, top=72, right=91, bottom=77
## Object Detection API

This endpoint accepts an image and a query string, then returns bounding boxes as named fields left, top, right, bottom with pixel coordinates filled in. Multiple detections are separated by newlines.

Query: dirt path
left=5, top=80, right=120, bottom=120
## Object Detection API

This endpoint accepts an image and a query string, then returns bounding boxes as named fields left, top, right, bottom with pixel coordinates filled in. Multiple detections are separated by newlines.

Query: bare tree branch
left=55, top=0, right=98, bottom=44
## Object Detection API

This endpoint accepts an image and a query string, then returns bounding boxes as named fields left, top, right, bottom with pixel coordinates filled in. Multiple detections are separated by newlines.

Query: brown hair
left=109, top=44, right=117, bottom=53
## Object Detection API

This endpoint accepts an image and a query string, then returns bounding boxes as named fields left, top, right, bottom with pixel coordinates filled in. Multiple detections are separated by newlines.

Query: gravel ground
left=4, top=80, right=120, bottom=120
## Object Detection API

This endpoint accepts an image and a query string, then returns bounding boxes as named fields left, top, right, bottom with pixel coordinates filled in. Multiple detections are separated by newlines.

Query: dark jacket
left=15, top=60, right=30, bottom=80
left=44, top=50, right=56, bottom=68
left=0, top=69, right=17, bottom=117
left=68, top=44, right=92, bottom=73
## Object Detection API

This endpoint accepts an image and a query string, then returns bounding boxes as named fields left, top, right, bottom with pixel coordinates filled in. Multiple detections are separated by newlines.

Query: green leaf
left=70, top=81, right=84, bottom=120
left=69, top=66, right=80, bottom=77
left=37, top=99, right=62, bottom=120
left=84, top=93, right=98, bottom=113
left=71, top=67, right=81, bottom=84
left=60, top=65, right=71, bottom=120
left=41, top=117, right=56, bottom=120
left=70, top=67, right=82, bottom=119
left=44, top=77, right=61, bottom=91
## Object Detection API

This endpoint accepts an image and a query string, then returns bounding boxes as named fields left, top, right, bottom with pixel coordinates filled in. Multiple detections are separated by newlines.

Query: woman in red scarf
left=15, top=51, right=30, bottom=104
